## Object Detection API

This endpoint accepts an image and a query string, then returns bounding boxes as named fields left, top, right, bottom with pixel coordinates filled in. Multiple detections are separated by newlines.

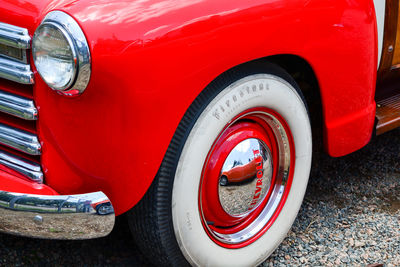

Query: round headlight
left=32, top=11, right=91, bottom=96
left=33, top=23, right=77, bottom=90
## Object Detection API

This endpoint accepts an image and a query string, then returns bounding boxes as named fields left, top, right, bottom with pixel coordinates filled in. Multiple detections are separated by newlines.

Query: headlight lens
left=33, top=23, right=77, bottom=91
left=32, top=11, right=91, bottom=96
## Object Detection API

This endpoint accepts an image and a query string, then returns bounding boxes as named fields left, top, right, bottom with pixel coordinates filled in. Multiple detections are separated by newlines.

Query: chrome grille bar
left=0, top=149, right=42, bottom=183
left=0, top=23, right=41, bottom=183
left=0, top=90, right=37, bottom=120
left=0, top=56, right=33, bottom=84
left=0, top=22, right=31, bottom=49
left=0, top=123, right=41, bottom=155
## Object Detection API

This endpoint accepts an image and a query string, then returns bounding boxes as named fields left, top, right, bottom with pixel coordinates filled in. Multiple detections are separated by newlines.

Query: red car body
left=221, top=157, right=259, bottom=184
left=0, top=0, right=377, bottom=216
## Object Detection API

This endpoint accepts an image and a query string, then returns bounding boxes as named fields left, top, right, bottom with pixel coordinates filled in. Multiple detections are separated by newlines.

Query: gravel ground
left=263, top=129, right=400, bottom=266
left=0, top=129, right=399, bottom=266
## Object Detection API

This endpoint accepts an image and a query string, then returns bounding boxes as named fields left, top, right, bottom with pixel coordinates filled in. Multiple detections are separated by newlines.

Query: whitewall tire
left=129, top=62, right=312, bottom=267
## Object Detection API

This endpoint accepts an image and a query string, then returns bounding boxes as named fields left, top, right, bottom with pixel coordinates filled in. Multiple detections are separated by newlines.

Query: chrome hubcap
left=218, top=138, right=273, bottom=216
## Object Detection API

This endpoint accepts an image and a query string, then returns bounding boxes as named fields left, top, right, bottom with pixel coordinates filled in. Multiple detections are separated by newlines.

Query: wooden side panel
left=375, top=0, right=400, bottom=135
left=376, top=0, right=400, bottom=105
left=378, top=0, right=399, bottom=75
left=393, top=1, right=400, bottom=65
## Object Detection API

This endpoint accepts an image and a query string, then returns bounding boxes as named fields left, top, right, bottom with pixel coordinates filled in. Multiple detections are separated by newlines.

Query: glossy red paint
left=200, top=108, right=295, bottom=248
left=0, top=171, right=57, bottom=195
left=0, top=0, right=377, bottom=215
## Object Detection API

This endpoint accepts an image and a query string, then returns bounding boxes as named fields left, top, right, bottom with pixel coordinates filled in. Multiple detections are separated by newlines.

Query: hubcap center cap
left=218, top=138, right=273, bottom=216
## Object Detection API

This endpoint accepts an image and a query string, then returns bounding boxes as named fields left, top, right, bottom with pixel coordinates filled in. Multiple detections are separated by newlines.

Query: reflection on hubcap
left=218, top=138, right=273, bottom=216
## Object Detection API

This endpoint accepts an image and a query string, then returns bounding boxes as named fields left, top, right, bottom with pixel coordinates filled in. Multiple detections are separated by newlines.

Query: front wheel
left=219, top=175, right=228, bottom=186
left=128, top=63, right=312, bottom=266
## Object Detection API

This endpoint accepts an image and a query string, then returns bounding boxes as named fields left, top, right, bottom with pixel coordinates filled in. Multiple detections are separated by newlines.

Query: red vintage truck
left=0, top=0, right=395, bottom=266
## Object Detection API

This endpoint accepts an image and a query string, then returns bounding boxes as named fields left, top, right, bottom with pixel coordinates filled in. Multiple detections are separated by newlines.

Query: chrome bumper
left=0, top=191, right=115, bottom=240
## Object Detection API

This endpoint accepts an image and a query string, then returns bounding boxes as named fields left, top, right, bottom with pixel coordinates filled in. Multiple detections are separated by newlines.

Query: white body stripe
left=374, top=0, right=386, bottom=67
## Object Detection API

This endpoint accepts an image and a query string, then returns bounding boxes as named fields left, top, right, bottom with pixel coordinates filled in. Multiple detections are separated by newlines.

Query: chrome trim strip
left=0, top=90, right=37, bottom=120
left=0, top=149, right=43, bottom=183
left=0, top=56, right=34, bottom=84
left=0, top=191, right=115, bottom=239
left=0, top=123, right=41, bottom=155
left=0, top=22, right=31, bottom=49
left=373, top=0, right=385, bottom=67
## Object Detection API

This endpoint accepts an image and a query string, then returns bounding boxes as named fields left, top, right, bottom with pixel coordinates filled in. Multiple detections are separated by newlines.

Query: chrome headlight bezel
left=32, top=11, right=91, bottom=96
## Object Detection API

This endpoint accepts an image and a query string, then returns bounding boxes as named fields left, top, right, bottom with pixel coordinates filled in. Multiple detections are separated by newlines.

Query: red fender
left=0, top=0, right=377, bottom=215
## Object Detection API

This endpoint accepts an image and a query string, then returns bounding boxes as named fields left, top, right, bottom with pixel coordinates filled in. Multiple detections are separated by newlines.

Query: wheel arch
left=266, top=55, right=324, bottom=152
left=191, top=55, right=324, bottom=154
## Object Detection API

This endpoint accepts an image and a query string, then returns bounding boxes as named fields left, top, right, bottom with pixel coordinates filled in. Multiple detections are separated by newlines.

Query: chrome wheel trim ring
left=201, top=110, right=292, bottom=245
